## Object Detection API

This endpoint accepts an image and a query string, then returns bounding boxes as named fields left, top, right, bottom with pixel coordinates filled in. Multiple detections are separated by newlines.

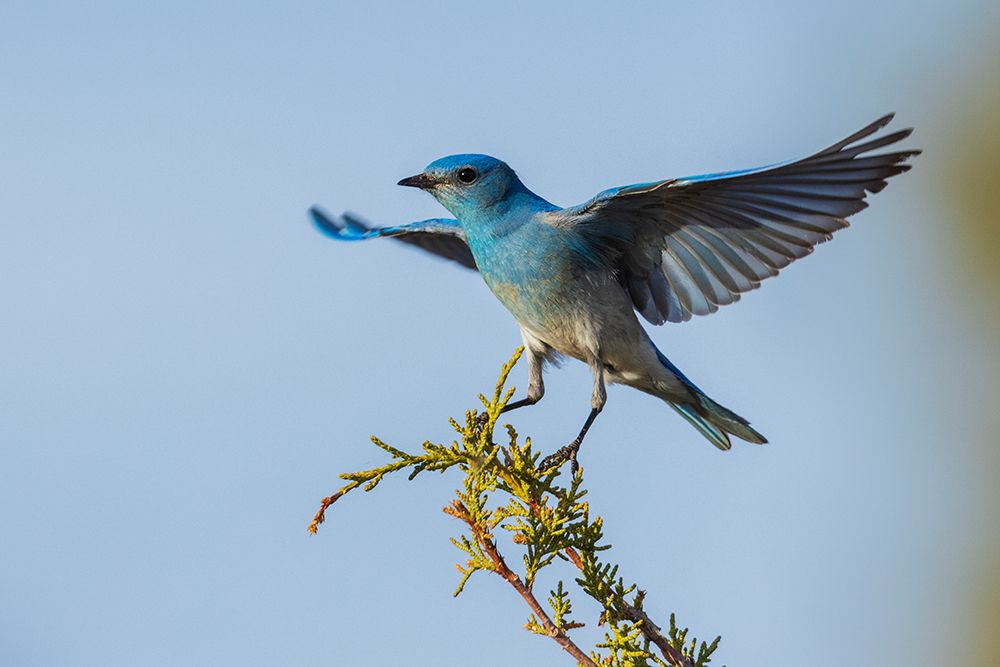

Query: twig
left=307, top=491, right=343, bottom=535
left=508, top=464, right=696, bottom=667
left=468, top=521, right=599, bottom=667
left=561, top=544, right=693, bottom=667
left=619, top=592, right=695, bottom=667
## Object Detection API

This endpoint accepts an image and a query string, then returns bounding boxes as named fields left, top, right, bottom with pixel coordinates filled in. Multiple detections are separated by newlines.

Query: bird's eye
left=457, top=167, right=478, bottom=184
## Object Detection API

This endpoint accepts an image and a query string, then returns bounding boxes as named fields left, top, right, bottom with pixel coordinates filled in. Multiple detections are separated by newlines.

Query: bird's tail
left=655, top=349, right=767, bottom=451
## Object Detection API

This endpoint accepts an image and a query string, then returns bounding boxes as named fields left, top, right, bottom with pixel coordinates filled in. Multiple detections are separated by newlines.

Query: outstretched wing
left=556, top=114, right=919, bottom=324
left=309, top=206, right=478, bottom=270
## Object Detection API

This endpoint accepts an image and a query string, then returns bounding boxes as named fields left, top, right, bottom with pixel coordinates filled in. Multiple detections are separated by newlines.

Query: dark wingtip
left=308, top=205, right=330, bottom=223
left=308, top=206, right=379, bottom=242
left=309, top=205, right=346, bottom=239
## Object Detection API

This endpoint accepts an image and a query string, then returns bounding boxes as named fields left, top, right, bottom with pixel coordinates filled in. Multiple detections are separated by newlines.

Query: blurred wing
left=309, top=206, right=478, bottom=270
left=560, top=113, right=919, bottom=324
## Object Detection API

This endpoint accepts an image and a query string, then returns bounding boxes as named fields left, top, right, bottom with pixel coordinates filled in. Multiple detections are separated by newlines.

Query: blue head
left=398, top=154, right=548, bottom=220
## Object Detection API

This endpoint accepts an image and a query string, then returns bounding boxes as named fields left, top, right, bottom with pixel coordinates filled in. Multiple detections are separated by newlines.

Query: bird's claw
left=538, top=439, right=582, bottom=474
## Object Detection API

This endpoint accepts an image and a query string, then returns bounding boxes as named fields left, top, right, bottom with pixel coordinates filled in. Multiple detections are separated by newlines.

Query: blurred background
left=2, top=2, right=998, bottom=665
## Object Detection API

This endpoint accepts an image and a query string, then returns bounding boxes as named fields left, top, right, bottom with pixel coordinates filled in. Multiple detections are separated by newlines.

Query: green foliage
left=310, top=349, right=723, bottom=667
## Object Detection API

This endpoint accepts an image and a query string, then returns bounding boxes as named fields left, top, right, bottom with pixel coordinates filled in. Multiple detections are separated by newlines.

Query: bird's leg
left=539, top=358, right=605, bottom=473
left=502, top=350, right=544, bottom=413
left=476, top=345, right=545, bottom=427
left=540, top=408, right=601, bottom=473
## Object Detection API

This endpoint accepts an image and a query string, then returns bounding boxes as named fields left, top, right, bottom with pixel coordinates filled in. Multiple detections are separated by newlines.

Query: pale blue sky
left=2, top=2, right=997, bottom=665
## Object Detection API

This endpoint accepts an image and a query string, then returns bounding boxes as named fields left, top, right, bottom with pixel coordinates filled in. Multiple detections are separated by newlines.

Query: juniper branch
left=458, top=506, right=598, bottom=666
left=310, top=348, right=724, bottom=667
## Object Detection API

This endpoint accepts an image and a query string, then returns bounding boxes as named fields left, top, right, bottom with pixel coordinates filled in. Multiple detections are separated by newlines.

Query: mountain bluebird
left=311, top=114, right=917, bottom=469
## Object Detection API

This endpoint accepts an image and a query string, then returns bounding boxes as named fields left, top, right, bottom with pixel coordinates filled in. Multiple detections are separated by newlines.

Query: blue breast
left=466, top=218, right=574, bottom=329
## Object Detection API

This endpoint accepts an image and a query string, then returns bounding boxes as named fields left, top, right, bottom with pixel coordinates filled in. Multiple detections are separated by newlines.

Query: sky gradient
left=2, top=2, right=998, bottom=665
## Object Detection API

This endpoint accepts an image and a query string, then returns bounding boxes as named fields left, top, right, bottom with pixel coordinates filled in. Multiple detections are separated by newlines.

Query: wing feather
left=555, top=115, right=918, bottom=323
left=309, top=207, right=478, bottom=270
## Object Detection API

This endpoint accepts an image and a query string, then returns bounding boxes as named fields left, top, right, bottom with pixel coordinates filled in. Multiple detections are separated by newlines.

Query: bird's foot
left=474, top=411, right=491, bottom=430
left=538, top=438, right=582, bottom=474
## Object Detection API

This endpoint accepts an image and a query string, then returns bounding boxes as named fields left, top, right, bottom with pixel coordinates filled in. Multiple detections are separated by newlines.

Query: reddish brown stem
left=308, top=489, right=347, bottom=534
left=562, top=547, right=693, bottom=667
left=470, top=525, right=598, bottom=667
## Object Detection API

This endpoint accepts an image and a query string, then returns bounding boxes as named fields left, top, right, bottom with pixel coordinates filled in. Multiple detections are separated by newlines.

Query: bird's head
left=397, top=154, right=524, bottom=218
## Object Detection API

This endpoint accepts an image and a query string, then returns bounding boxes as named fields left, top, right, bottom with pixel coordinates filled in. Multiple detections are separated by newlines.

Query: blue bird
left=311, top=114, right=918, bottom=469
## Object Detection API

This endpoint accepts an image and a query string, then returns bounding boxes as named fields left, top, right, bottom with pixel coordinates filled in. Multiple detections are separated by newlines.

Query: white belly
left=515, top=270, right=691, bottom=399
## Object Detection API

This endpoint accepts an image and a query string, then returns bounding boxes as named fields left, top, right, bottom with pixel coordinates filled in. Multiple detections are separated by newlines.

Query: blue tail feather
left=669, top=402, right=732, bottom=451
left=655, top=348, right=767, bottom=449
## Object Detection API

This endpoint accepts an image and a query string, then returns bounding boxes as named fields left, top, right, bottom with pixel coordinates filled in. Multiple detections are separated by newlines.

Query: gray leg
left=501, top=343, right=545, bottom=414
left=477, top=341, right=546, bottom=429
left=540, top=358, right=605, bottom=472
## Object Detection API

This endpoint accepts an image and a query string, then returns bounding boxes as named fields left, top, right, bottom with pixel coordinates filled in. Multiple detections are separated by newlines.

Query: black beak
left=397, top=173, right=436, bottom=190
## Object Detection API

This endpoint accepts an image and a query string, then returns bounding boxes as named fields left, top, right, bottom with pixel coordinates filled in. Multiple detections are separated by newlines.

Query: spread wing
left=309, top=206, right=478, bottom=270
left=556, top=113, right=919, bottom=324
